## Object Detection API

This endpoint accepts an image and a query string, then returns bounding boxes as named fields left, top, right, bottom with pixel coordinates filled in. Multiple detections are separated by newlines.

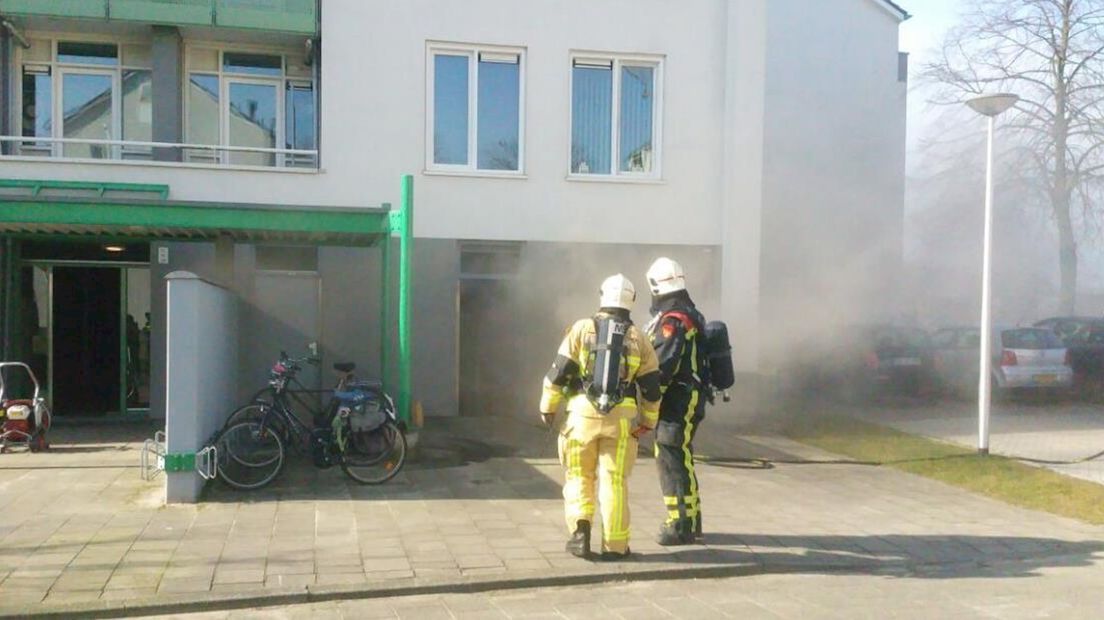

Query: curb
left=2, top=548, right=1073, bottom=618
left=3, top=557, right=905, bottom=619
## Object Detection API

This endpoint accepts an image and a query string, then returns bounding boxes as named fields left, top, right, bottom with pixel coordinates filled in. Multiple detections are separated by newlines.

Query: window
left=256, top=245, right=318, bottom=272
left=285, top=82, right=316, bottom=167
left=185, top=48, right=317, bottom=168
left=1001, top=329, right=1063, bottom=350
left=427, top=44, right=524, bottom=174
left=57, top=42, right=119, bottom=66
left=570, top=54, right=662, bottom=178
left=20, top=66, right=52, bottom=155
left=16, top=38, right=152, bottom=160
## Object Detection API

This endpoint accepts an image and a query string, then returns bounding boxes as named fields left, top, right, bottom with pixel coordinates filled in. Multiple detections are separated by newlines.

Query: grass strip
left=785, top=414, right=1104, bottom=525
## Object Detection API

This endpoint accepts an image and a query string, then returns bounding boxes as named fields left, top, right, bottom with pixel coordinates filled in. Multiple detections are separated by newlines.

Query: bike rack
left=196, top=445, right=219, bottom=481
left=141, top=431, right=218, bottom=481
left=140, top=430, right=166, bottom=481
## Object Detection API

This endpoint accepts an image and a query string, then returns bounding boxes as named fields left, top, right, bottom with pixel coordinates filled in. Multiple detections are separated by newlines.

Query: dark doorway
left=458, top=243, right=524, bottom=417
left=52, top=267, right=121, bottom=415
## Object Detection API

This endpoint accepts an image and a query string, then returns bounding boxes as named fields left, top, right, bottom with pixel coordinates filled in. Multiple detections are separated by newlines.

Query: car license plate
left=1033, top=374, right=1057, bottom=385
left=892, top=358, right=921, bottom=367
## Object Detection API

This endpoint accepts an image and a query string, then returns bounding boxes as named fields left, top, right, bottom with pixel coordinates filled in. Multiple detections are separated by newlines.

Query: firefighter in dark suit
left=645, top=257, right=708, bottom=546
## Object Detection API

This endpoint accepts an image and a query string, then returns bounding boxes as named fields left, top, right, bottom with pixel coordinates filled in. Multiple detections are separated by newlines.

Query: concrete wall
left=757, top=0, right=907, bottom=366
left=150, top=241, right=216, bottom=419
left=411, top=239, right=461, bottom=417
left=148, top=241, right=438, bottom=419
left=720, top=0, right=768, bottom=372
left=164, top=271, right=238, bottom=503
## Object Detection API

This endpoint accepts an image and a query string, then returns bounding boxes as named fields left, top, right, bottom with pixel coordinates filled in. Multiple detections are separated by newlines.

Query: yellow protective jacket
left=539, top=313, right=662, bottom=425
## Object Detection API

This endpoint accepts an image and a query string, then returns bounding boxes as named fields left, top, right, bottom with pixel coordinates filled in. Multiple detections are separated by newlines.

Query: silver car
left=931, top=326, right=1073, bottom=397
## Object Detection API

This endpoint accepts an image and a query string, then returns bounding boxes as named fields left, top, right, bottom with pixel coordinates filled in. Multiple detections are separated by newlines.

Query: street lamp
left=966, top=93, right=1018, bottom=456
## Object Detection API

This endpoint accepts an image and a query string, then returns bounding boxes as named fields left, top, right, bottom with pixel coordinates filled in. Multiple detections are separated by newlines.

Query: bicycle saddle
left=334, top=362, right=356, bottom=373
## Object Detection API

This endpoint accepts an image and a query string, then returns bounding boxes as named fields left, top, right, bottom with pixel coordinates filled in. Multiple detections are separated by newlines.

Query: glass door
left=124, top=268, right=151, bottom=411
left=59, top=69, right=117, bottom=159
left=224, top=78, right=279, bottom=166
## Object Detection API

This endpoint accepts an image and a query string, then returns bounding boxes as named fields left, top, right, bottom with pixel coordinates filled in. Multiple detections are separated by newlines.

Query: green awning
left=0, top=180, right=391, bottom=246
left=0, top=176, right=415, bottom=425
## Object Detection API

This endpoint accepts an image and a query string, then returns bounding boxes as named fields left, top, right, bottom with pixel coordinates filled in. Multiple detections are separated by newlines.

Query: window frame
left=13, top=34, right=152, bottom=159
left=424, top=41, right=527, bottom=177
left=221, top=75, right=282, bottom=167
left=183, top=43, right=317, bottom=168
left=567, top=51, right=664, bottom=182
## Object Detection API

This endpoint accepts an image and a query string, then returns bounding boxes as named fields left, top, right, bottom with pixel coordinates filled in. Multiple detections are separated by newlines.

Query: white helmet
left=599, top=274, right=636, bottom=311
left=646, top=257, right=686, bottom=296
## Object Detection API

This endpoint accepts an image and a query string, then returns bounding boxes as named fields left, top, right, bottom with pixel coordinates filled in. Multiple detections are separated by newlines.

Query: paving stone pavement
left=1, top=416, right=1103, bottom=617
left=848, top=398, right=1104, bottom=484
left=151, top=555, right=1104, bottom=619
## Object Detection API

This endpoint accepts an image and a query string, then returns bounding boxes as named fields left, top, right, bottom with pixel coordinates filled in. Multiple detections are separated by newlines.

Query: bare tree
left=924, top=0, right=1104, bottom=313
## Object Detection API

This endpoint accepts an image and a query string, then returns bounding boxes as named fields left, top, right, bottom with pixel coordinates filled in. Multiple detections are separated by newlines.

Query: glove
left=540, top=412, right=556, bottom=430
left=631, top=424, right=653, bottom=439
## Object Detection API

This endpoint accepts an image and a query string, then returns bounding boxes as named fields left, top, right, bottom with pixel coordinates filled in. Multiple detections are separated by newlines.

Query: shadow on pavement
left=635, top=533, right=1104, bottom=579
left=41, top=418, right=162, bottom=446
left=202, top=415, right=566, bottom=502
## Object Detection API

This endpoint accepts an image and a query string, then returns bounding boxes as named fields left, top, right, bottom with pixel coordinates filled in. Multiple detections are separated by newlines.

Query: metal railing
left=0, top=136, right=318, bottom=169
left=0, top=0, right=318, bottom=34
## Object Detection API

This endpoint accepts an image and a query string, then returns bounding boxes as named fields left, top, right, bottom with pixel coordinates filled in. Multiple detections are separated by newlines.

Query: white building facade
left=0, top=0, right=908, bottom=420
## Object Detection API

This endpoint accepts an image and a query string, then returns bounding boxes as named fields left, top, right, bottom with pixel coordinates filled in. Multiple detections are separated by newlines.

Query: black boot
left=599, top=548, right=632, bottom=561
left=656, top=521, right=694, bottom=546
left=694, top=514, right=703, bottom=541
left=566, top=520, right=591, bottom=558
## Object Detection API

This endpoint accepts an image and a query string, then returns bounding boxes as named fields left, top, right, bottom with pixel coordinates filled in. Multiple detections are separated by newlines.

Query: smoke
left=903, top=105, right=1092, bottom=328
left=458, top=241, right=722, bottom=420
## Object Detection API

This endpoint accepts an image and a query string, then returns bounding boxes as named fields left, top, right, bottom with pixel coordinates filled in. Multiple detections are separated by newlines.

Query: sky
left=898, top=0, right=961, bottom=158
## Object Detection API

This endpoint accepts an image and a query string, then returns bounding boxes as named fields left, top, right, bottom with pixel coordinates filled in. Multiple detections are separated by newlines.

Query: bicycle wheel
left=216, top=421, right=285, bottom=490
left=341, top=421, right=407, bottom=485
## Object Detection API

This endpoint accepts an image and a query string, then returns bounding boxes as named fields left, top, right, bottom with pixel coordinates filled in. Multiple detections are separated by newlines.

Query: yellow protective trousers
left=558, top=411, right=637, bottom=554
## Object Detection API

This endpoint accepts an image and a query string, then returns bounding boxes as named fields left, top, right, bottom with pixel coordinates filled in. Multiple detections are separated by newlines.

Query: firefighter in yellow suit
left=539, top=274, right=662, bottom=561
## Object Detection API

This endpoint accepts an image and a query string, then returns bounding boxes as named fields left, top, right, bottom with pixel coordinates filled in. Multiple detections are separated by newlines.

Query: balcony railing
left=0, top=136, right=318, bottom=170
left=0, top=0, right=318, bottom=34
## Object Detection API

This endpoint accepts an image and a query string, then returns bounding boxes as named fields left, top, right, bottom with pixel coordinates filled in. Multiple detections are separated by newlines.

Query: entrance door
left=60, top=70, right=117, bottom=159
left=52, top=267, right=121, bottom=415
left=244, top=273, right=321, bottom=400
left=125, top=268, right=152, bottom=409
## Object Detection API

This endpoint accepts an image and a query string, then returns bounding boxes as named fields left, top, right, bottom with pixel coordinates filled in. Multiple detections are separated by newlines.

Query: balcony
left=0, top=0, right=318, bottom=35
left=0, top=137, right=319, bottom=171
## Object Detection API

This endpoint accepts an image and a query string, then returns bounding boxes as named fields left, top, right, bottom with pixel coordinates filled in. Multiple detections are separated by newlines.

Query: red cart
left=0, top=362, right=51, bottom=453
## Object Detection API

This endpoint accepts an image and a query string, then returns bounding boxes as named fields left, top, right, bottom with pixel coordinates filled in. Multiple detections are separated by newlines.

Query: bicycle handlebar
left=272, top=351, right=320, bottom=379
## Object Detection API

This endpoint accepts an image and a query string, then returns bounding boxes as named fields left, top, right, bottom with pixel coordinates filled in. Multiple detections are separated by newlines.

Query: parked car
left=1033, top=317, right=1104, bottom=396
left=809, top=324, right=937, bottom=402
left=931, top=326, right=1072, bottom=398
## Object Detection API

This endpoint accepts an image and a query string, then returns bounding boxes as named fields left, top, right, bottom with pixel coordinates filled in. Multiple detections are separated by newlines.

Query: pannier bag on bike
left=336, top=387, right=392, bottom=460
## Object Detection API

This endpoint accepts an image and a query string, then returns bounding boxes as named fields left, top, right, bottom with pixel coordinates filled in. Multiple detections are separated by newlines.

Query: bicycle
left=215, top=352, right=407, bottom=489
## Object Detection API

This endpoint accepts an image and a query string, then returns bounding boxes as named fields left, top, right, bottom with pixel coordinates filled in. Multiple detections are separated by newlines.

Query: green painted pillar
left=397, top=175, right=414, bottom=425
